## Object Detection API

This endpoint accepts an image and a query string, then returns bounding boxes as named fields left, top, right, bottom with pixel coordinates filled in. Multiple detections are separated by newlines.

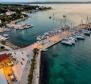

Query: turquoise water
left=9, top=9, right=59, bottom=46
left=41, top=36, right=91, bottom=84
left=8, top=4, right=91, bottom=84
left=9, top=4, right=91, bottom=47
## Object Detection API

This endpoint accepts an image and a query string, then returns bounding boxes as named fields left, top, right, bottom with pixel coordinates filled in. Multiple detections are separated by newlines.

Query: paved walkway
left=31, top=31, right=71, bottom=84
left=0, top=30, right=72, bottom=84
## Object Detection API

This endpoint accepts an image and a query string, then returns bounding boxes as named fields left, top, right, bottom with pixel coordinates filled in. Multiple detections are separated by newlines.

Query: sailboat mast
left=86, top=16, right=89, bottom=24
left=63, top=15, right=67, bottom=27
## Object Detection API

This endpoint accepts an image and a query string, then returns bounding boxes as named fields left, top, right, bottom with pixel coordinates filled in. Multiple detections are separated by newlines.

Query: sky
left=0, top=0, right=91, bottom=2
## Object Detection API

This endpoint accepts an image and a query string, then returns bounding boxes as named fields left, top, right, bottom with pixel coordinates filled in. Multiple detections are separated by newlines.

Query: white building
left=6, top=10, right=16, bottom=16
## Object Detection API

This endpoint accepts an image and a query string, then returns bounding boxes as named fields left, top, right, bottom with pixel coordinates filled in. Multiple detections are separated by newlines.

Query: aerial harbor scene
left=1, top=0, right=91, bottom=84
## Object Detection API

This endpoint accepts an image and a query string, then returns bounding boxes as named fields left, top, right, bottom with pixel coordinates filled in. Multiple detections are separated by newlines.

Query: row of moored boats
left=36, top=27, right=91, bottom=46
left=61, top=29, right=91, bottom=46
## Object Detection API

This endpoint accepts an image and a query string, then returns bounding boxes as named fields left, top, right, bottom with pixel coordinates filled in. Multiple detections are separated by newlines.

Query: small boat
left=44, top=32, right=49, bottom=36
left=42, top=49, right=48, bottom=52
left=61, top=37, right=75, bottom=46
left=75, top=34, right=85, bottom=40
left=36, top=36, right=42, bottom=41
left=82, top=29, right=91, bottom=36
left=3, top=34, right=9, bottom=37
left=25, top=24, right=33, bottom=29
left=68, top=37, right=76, bottom=44
left=61, top=39, right=73, bottom=45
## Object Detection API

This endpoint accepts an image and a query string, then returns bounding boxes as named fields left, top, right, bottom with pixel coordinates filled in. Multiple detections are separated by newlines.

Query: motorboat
left=75, top=33, right=85, bottom=40
left=42, top=49, right=48, bottom=52
left=61, top=39, right=73, bottom=45
left=82, top=29, right=91, bottom=36
left=3, top=34, right=9, bottom=37
left=36, top=36, right=42, bottom=41
left=68, top=37, right=76, bottom=44
left=61, top=37, right=75, bottom=46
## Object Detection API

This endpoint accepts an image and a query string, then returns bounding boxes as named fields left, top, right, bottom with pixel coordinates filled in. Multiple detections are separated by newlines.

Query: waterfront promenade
left=2, top=24, right=90, bottom=84
left=23, top=30, right=71, bottom=84
left=18, top=30, right=71, bottom=84
left=0, top=30, right=72, bottom=84
left=17, top=30, right=71, bottom=84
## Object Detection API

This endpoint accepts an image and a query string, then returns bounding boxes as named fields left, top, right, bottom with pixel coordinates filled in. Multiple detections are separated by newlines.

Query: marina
left=6, top=23, right=33, bottom=30
left=0, top=3, right=91, bottom=84
left=24, top=23, right=91, bottom=84
left=40, top=35, right=91, bottom=84
left=0, top=22, right=90, bottom=84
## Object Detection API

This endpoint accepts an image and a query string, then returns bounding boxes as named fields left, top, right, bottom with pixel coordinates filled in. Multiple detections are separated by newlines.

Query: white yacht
left=82, top=29, right=91, bottom=36
left=61, top=39, right=73, bottom=45
left=75, top=34, right=85, bottom=40
left=61, top=37, right=76, bottom=45
left=23, top=24, right=33, bottom=29
left=36, top=36, right=42, bottom=41
left=3, top=34, right=9, bottom=37
left=42, top=49, right=48, bottom=52
left=68, top=37, right=76, bottom=44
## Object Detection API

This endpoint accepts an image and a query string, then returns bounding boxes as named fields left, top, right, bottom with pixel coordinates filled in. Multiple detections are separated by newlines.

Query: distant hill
left=1, top=2, right=91, bottom=4
left=29, top=1, right=91, bottom=4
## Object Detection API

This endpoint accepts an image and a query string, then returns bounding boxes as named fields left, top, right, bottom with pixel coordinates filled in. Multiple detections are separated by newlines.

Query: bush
left=1, top=46, right=5, bottom=50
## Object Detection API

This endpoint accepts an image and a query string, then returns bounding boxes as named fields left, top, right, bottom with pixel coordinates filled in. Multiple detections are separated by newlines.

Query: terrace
left=0, top=53, right=17, bottom=83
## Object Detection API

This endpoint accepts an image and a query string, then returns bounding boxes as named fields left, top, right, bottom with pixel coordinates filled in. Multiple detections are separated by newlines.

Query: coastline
left=6, top=40, right=20, bottom=49
left=0, top=4, right=51, bottom=27
left=0, top=4, right=52, bottom=50
left=29, top=25, right=91, bottom=84
left=1, top=3, right=91, bottom=84
left=29, top=31, right=71, bottom=84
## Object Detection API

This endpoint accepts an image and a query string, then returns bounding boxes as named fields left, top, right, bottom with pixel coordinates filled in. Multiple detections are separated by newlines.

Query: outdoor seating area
left=0, top=53, right=17, bottom=83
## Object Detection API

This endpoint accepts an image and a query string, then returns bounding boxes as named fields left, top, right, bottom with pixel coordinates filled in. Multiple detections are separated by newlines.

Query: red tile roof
left=0, top=54, right=9, bottom=62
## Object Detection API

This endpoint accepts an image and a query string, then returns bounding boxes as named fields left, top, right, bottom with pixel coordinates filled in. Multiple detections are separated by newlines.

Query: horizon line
left=1, top=1, right=91, bottom=4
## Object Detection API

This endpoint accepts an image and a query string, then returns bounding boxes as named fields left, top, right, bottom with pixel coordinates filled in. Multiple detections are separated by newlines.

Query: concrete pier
left=0, top=30, right=72, bottom=84
left=30, top=30, right=71, bottom=84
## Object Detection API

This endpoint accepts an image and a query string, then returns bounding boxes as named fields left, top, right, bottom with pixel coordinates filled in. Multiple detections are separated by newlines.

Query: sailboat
left=61, top=15, right=70, bottom=31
